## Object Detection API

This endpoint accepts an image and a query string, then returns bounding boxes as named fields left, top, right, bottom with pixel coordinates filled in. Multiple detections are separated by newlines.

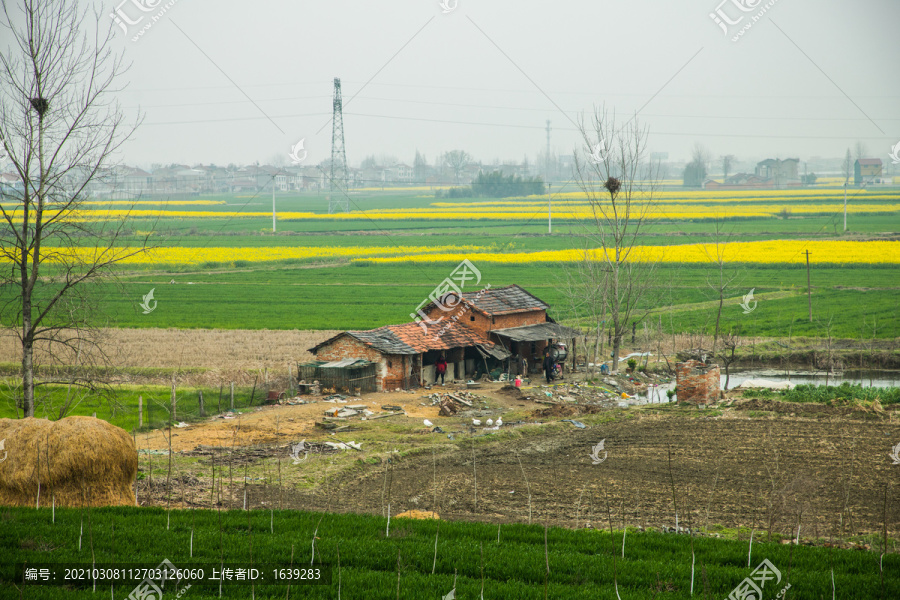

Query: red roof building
left=310, top=285, right=582, bottom=390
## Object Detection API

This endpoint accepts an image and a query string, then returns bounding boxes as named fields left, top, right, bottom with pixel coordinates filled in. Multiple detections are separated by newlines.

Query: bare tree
left=445, top=150, right=472, bottom=184
left=701, top=217, right=741, bottom=357
left=683, top=143, right=710, bottom=187
left=573, top=107, right=662, bottom=373
left=721, top=154, right=735, bottom=180
left=718, top=326, right=741, bottom=391
left=413, top=150, right=428, bottom=182
left=0, top=0, right=148, bottom=417
left=842, top=148, right=852, bottom=186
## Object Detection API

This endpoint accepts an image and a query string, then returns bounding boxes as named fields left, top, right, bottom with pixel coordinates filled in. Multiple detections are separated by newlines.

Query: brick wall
left=314, top=335, right=409, bottom=391
left=675, top=360, right=720, bottom=404
left=426, top=306, right=547, bottom=336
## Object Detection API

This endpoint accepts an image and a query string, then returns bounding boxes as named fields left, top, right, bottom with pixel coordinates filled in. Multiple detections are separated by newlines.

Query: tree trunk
left=713, top=290, right=723, bottom=358
left=22, top=283, right=35, bottom=417
left=611, top=334, right=621, bottom=374
left=22, top=332, right=35, bottom=417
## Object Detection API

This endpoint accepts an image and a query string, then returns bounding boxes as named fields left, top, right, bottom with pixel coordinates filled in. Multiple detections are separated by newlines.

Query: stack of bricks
left=675, top=359, right=720, bottom=404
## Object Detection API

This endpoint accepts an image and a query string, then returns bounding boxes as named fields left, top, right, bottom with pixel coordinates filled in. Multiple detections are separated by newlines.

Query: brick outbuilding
left=310, top=285, right=583, bottom=390
left=675, top=360, right=721, bottom=404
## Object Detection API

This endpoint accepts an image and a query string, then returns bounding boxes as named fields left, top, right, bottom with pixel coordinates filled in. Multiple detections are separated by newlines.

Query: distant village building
left=703, top=158, right=802, bottom=190
left=309, top=285, right=582, bottom=390
left=703, top=173, right=771, bottom=190
left=854, top=158, right=882, bottom=186
left=754, top=158, right=799, bottom=186
left=0, top=172, right=25, bottom=195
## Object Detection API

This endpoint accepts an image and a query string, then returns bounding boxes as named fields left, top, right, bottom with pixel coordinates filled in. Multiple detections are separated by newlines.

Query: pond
left=638, top=368, right=900, bottom=404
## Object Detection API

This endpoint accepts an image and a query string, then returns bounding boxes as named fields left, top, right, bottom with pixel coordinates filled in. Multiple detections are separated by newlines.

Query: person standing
left=435, top=355, right=448, bottom=385
left=542, top=349, right=554, bottom=384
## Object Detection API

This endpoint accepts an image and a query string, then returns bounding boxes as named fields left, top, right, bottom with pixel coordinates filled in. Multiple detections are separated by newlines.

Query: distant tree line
left=435, top=170, right=546, bottom=198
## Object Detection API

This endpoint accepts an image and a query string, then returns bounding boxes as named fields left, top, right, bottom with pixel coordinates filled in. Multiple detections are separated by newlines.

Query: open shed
left=490, top=322, right=585, bottom=375
left=297, top=359, right=377, bottom=394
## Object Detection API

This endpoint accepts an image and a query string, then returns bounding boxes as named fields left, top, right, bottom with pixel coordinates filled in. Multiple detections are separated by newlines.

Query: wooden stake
left=138, top=395, right=143, bottom=428
left=748, top=529, right=754, bottom=567
left=543, top=524, right=549, bottom=600
left=472, top=437, right=477, bottom=513
left=230, top=382, right=234, bottom=410
left=516, top=452, right=532, bottom=525
left=286, top=544, right=294, bottom=600
left=432, top=518, right=440, bottom=574
left=480, top=541, right=485, bottom=599
left=336, top=541, right=341, bottom=600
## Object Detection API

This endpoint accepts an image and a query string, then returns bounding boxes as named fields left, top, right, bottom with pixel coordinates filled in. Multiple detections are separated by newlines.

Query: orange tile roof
left=385, top=321, right=495, bottom=353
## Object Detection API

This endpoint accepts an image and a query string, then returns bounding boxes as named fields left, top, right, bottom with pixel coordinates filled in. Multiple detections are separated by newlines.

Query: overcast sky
left=84, top=0, right=900, bottom=168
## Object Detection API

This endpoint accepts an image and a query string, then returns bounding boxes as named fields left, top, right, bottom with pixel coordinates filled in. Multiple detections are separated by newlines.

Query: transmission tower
left=328, top=77, right=350, bottom=214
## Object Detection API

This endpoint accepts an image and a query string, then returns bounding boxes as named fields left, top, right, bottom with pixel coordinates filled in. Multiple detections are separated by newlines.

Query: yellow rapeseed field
left=40, top=202, right=896, bottom=222
left=352, top=240, right=900, bottom=265
left=27, top=245, right=492, bottom=266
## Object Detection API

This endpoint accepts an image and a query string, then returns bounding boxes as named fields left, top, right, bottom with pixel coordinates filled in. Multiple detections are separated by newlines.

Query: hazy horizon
left=27, top=0, right=900, bottom=170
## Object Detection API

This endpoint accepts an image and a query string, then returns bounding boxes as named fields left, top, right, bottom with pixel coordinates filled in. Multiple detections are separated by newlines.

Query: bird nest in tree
left=29, top=97, right=49, bottom=117
left=604, top=177, right=621, bottom=195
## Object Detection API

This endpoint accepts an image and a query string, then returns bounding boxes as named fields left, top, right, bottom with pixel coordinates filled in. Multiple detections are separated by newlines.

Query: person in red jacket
left=435, top=355, right=448, bottom=385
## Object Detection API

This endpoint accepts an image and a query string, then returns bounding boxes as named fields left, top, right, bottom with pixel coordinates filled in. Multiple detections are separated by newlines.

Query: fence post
left=198, top=390, right=205, bottom=417
left=230, top=382, right=234, bottom=411
left=138, top=395, right=143, bottom=429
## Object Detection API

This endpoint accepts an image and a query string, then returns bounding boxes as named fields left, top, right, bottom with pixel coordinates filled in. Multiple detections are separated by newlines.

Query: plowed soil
left=283, top=408, right=900, bottom=540
left=136, top=386, right=900, bottom=541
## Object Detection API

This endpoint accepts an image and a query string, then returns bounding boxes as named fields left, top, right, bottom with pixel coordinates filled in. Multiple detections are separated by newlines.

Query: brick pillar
left=675, top=360, right=720, bottom=404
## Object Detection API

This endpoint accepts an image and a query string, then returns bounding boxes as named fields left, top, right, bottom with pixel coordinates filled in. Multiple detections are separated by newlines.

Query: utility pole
left=843, top=183, right=848, bottom=231
left=272, top=177, right=276, bottom=232
left=548, top=183, right=552, bottom=234
left=805, top=250, right=812, bottom=322
left=545, top=120, right=551, bottom=179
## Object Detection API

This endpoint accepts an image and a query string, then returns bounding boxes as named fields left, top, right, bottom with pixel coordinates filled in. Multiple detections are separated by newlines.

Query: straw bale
left=0, top=416, right=137, bottom=507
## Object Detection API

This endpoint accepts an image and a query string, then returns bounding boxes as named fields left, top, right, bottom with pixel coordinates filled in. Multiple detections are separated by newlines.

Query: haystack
left=0, top=416, right=137, bottom=507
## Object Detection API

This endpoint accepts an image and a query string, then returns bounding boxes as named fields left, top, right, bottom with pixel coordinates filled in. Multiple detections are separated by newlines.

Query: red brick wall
left=314, top=335, right=409, bottom=391
left=491, top=310, right=546, bottom=331
left=675, top=360, right=720, bottom=404
left=425, top=305, right=547, bottom=336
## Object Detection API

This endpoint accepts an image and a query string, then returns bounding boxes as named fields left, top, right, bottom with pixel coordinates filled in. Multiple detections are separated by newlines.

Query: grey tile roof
left=491, top=322, right=584, bottom=342
left=348, top=328, right=419, bottom=355
left=461, top=284, right=549, bottom=315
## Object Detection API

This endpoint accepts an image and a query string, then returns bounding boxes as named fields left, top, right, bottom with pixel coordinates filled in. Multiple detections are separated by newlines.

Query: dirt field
left=0, top=327, right=340, bottom=384
left=134, top=383, right=900, bottom=543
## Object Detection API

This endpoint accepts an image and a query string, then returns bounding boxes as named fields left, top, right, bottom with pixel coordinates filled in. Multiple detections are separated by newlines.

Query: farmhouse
left=309, top=285, right=582, bottom=390
left=854, top=158, right=882, bottom=186
left=755, top=158, right=800, bottom=185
